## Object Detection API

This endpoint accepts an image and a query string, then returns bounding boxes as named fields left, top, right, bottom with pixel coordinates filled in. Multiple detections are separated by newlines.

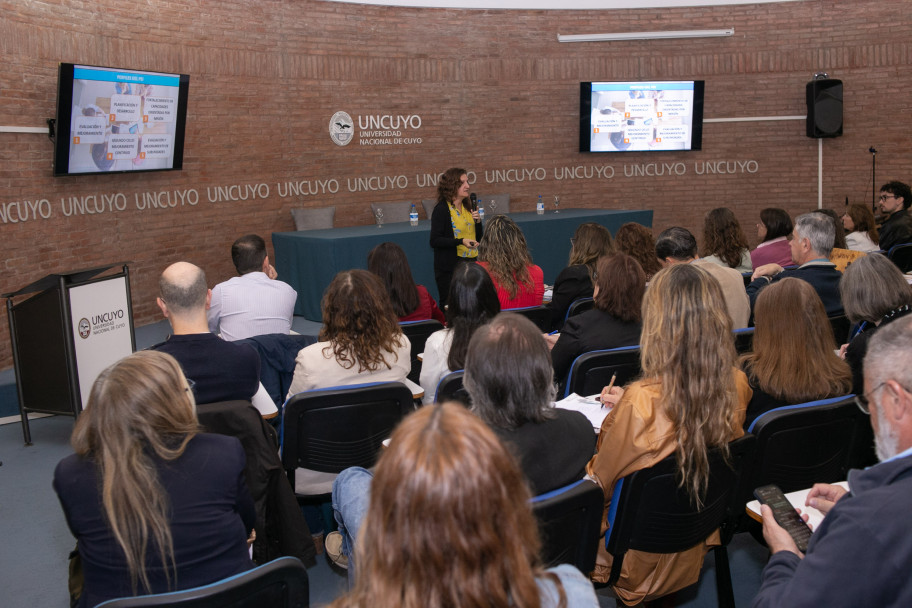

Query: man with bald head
left=152, top=262, right=261, bottom=405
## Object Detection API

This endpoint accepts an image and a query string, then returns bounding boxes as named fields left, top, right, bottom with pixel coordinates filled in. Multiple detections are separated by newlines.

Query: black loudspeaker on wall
left=806, top=79, right=843, bottom=138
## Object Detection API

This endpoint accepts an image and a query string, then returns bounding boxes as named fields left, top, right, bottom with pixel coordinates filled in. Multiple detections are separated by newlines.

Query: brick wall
left=0, top=0, right=910, bottom=369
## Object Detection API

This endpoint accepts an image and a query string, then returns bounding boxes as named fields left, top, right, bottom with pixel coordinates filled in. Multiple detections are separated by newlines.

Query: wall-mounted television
left=53, top=63, right=190, bottom=176
left=579, top=80, right=704, bottom=153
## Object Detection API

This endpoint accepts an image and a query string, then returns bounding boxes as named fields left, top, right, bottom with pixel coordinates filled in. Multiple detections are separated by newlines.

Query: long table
left=273, top=208, right=653, bottom=320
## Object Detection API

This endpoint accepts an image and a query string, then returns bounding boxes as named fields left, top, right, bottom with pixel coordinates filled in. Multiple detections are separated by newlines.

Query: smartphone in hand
left=754, top=484, right=813, bottom=553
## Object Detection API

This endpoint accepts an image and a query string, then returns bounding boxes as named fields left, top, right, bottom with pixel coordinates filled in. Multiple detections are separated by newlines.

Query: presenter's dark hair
left=367, top=242, right=420, bottom=317
left=231, top=234, right=267, bottom=274
left=464, top=312, right=556, bottom=429
left=759, top=208, right=793, bottom=242
left=319, top=270, right=405, bottom=373
left=594, top=253, right=645, bottom=323
left=436, top=167, right=467, bottom=205
left=445, top=263, right=501, bottom=371
left=655, top=227, right=698, bottom=262
left=880, top=180, right=912, bottom=210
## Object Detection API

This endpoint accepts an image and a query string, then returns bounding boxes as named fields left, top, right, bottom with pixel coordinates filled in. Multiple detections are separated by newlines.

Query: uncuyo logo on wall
left=329, top=111, right=354, bottom=146
left=78, top=318, right=91, bottom=339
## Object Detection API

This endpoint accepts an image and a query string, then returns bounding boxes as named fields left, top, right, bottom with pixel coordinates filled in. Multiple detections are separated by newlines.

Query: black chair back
left=94, top=556, right=309, bottom=608
left=505, top=305, right=551, bottom=331
left=888, top=242, right=912, bottom=272
left=733, top=327, right=754, bottom=355
left=434, top=370, right=470, bottom=406
left=562, top=346, right=641, bottom=398
left=606, top=435, right=756, bottom=607
left=828, top=314, right=851, bottom=345
left=564, top=297, right=594, bottom=323
left=281, top=382, right=413, bottom=476
left=399, top=320, right=444, bottom=383
left=745, top=395, right=874, bottom=496
left=531, top=479, right=603, bottom=574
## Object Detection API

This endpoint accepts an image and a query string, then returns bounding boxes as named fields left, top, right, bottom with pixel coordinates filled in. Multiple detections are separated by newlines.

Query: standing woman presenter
left=429, top=167, right=483, bottom=306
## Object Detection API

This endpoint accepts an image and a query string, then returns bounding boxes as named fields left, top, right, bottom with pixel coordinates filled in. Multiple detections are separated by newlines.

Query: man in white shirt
left=208, top=234, right=298, bottom=341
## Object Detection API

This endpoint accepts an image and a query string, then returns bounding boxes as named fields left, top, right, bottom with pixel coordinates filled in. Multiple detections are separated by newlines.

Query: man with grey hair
left=655, top=226, right=750, bottom=329
left=152, top=261, right=262, bottom=405
left=752, top=315, right=912, bottom=607
left=746, top=212, right=843, bottom=315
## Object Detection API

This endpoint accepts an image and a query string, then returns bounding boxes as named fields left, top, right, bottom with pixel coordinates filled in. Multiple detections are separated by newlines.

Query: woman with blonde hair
left=701, top=207, right=753, bottom=272
left=587, top=263, right=751, bottom=605
left=613, top=222, right=662, bottom=280
left=478, top=214, right=544, bottom=309
left=287, top=269, right=410, bottom=396
left=842, top=203, right=880, bottom=252
left=329, top=403, right=598, bottom=608
left=741, top=277, right=852, bottom=427
left=53, top=351, right=255, bottom=607
left=548, top=222, right=614, bottom=330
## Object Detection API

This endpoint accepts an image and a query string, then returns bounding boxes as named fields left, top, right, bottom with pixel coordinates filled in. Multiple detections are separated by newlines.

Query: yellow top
left=448, top=202, right=478, bottom=259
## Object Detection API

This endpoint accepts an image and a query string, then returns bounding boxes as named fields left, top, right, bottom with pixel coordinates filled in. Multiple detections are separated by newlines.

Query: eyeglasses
left=854, top=382, right=886, bottom=414
left=879, top=193, right=897, bottom=201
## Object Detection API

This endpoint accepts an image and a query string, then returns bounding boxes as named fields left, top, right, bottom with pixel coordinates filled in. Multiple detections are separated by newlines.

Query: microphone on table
left=469, top=193, right=477, bottom=211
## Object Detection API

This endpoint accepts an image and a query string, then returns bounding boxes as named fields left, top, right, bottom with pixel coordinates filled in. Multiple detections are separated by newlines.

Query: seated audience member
left=54, top=351, right=255, bottom=608
left=152, top=262, right=261, bottom=405
left=367, top=241, right=445, bottom=325
left=701, top=207, right=753, bottom=272
left=752, top=316, right=912, bottom=607
left=327, top=405, right=599, bottom=608
left=839, top=253, right=912, bottom=393
left=751, top=208, right=794, bottom=268
left=614, top=222, right=662, bottom=281
left=548, top=253, right=644, bottom=384
left=548, top=222, right=614, bottom=330
left=740, top=278, right=852, bottom=428
left=876, top=180, right=912, bottom=252
left=655, top=226, right=750, bottom=329
left=286, top=269, right=410, bottom=397
left=418, top=263, right=500, bottom=404
left=587, top=264, right=750, bottom=605
left=813, top=208, right=848, bottom=250
left=747, top=212, right=844, bottom=316
left=842, top=203, right=880, bottom=252
left=465, top=312, right=596, bottom=495
left=477, top=214, right=545, bottom=309
left=207, top=234, right=297, bottom=341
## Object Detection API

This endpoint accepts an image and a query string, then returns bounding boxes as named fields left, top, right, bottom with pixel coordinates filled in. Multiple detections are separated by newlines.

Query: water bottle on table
left=409, top=203, right=419, bottom=226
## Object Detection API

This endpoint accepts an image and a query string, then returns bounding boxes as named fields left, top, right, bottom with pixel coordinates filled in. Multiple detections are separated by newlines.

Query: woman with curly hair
left=477, top=214, right=544, bottom=309
left=548, top=222, right=614, bottom=330
left=54, top=351, right=255, bottom=607
left=286, top=269, right=410, bottom=396
left=587, top=263, right=751, bottom=605
left=429, top=167, right=483, bottom=306
left=367, top=241, right=445, bottom=324
left=329, top=403, right=599, bottom=608
left=613, top=222, right=662, bottom=281
left=842, top=203, right=880, bottom=252
left=701, top=207, right=753, bottom=272
left=741, top=277, right=852, bottom=428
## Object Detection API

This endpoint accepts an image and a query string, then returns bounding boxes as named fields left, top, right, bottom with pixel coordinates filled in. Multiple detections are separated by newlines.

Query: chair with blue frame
left=563, top=297, right=594, bottom=324
left=530, top=479, right=604, bottom=574
left=505, top=305, right=552, bottom=331
left=604, top=435, right=756, bottom=608
left=434, top=369, right=469, bottom=407
left=95, top=556, right=309, bottom=608
left=561, top=345, right=641, bottom=398
left=887, top=242, right=912, bottom=273
left=399, top=319, right=444, bottom=384
left=281, top=382, right=414, bottom=499
left=733, top=327, right=754, bottom=355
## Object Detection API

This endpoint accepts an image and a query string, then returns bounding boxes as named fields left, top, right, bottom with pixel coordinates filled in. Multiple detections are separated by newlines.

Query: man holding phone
left=752, top=315, right=912, bottom=607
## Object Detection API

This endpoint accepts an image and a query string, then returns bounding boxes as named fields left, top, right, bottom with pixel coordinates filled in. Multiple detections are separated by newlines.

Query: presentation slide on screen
left=589, top=82, right=696, bottom=152
left=68, top=66, right=181, bottom=173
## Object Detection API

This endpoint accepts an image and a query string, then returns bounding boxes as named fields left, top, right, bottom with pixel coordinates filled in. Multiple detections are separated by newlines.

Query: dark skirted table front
left=273, top=208, right=653, bottom=321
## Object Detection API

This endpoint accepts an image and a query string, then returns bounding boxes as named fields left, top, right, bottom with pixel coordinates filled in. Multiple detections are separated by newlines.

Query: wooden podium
left=3, top=262, right=135, bottom=444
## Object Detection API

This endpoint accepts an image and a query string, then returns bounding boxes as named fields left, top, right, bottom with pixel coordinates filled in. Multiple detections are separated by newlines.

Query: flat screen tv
left=579, top=80, right=704, bottom=153
left=53, top=63, right=190, bottom=176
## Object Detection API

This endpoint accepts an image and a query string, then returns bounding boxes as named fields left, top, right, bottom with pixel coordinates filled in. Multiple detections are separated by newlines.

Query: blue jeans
left=331, top=467, right=374, bottom=585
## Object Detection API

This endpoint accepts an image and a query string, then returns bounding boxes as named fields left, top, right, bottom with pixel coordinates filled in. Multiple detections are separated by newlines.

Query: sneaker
left=325, top=531, right=349, bottom=569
